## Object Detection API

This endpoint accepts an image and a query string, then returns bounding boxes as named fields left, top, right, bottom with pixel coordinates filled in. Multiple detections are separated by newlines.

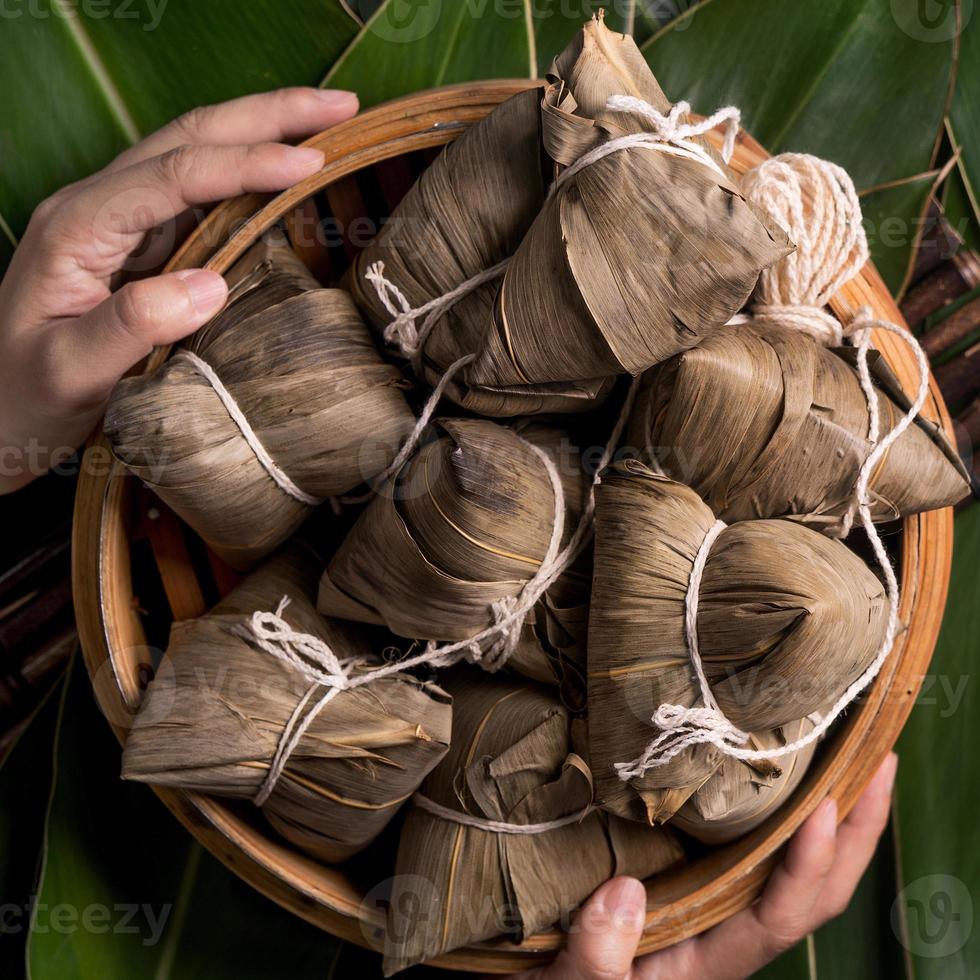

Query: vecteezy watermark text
left=0, top=0, right=168, bottom=32
left=1, top=900, right=172, bottom=946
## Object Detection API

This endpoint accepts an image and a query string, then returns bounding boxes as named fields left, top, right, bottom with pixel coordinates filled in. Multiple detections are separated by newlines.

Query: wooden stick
left=902, top=251, right=980, bottom=326
left=920, top=295, right=980, bottom=360
left=0, top=577, right=73, bottom=655
left=910, top=201, right=964, bottom=284
left=933, top=338, right=980, bottom=409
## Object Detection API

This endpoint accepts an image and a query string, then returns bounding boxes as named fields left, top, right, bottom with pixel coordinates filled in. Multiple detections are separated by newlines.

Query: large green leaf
left=0, top=0, right=358, bottom=239
left=642, top=0, right=953, bottom=191
left=0, top=674, right=67, bottom=979
left=893, top=504, right=980, bottom=980
left=0, top=0, right=133, bottom=239
left=950, top=1, right=979, bottom=231
left=323, top=0, right=534, bottom=107
left=944, top=117, right=980, bottom=251
left=25, top=658, right=341, bottom=980
left=860, top=172, right=939, bottom=297
left=81, top=0, right=359, bottom=135
left=0, top=213, right=17, bottom=277
left=323, top=0, right=644, bottom=105
left=633, top=0, right=693, bottom=46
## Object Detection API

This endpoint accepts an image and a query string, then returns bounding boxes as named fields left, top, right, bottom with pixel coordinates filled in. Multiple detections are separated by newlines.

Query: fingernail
left=598, top=877, right=646, bottom=931
left=290, top=146, right=326, bottom=170
left=817, top=797, right=838, bottom=835
left=314, top=89, right=358, bottom=109
left=881, top=752, right=899, bottom=793
left=180, top=270, right=227, bottom=315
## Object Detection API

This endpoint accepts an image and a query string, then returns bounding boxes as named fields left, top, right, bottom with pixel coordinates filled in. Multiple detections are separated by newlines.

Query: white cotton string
left=371, top=352, right=475, bottom=491
left=554, top=96, right=740, bottom=194
left=229, top=597, right=365, bottom=805
left=617, top=155, right=929, bottom=776
left=365, top=95, right=742, bottom=368
left=365, top=258, right=509, bottom=371
left=235, top=379, right=643, bottom=800
left=232, top=434, right=565, bottom=801
left=411, top=794, right=596, bottom=835
left=616, top=314, right=932, bottom=776
left=180, top=350, right=322, bottom=508
left=737, top=153, right=870, bottom=346
left=615, top=519, right=751, bottom=780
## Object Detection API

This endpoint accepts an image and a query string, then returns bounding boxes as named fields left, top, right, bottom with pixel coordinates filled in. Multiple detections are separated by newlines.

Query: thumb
left=550, top=877, right=645, bottom=980
left=61, top=269, right=227, bottom=408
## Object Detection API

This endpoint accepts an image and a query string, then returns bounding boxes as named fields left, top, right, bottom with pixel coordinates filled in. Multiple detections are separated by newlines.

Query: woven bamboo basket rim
left=71, top=79, right=955, bottom=974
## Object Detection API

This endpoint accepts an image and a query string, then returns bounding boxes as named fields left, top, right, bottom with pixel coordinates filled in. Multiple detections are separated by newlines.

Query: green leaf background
left=1, top=1, right=977, bottom=977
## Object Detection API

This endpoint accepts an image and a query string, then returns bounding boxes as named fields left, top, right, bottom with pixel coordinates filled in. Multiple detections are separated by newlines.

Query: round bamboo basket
left=72, top=80, right=956, bottom=973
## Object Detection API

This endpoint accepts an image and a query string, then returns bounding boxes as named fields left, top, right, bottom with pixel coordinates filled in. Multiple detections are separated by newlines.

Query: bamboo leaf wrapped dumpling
left=318, top=418, right=587, bottom=681
left=381, top=670, right=683, bottom=974
left=626, top=323, right=969, bottom=526
left=465, top=16, right=792, bottom=395
left=351, top=85, right=589, bottom=417
left=671, top=715, right=820, bottom=844
left=105, top=240, right=416, bottom=568
left=588, top=462, right=888, bottom=825
left=354, top=15, right=790, bottom=416
left=121, top=545, right=451, bottom=863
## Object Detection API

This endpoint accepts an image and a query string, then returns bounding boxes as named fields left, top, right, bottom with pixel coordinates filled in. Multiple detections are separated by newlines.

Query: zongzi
left=382, top=669, right=683, bottom=974
left=671, top=715, right=820, bottom=844
left=354, top=15, right=790, bottom=416
left=588, top=462, right=888, bottom=825
left=318, top=418, right=587, bottom=681
left=105, top=239, right=416, bottom=568
left=626, top=321, right=969, bottom=526
left=122, top=544, right=451, bottom=863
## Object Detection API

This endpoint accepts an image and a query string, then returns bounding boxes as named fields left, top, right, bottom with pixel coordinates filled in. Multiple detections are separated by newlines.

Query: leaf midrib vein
left=51, top=0, right=141, bottom=145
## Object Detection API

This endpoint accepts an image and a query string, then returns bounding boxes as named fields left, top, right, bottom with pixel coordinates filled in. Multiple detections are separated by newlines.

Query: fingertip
left=174, top=269, right=227, bottom=317
left=878, top=752, right=899, bottom=794
left=313, top=88, right=359, bottom=113
left=242, top=143, right=325, bottom=190
left=563, top=876, right=645, bottom=980
left=596, top=876, right=647, bottom=931
left=287, top=145, right=326, bottom=172
left=782, top=797, right=838, bottom=882
left=815, top=796, right=838, bottom=837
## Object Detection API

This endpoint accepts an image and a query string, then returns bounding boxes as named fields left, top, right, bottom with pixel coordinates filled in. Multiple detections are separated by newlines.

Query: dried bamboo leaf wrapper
left=318, top=420, right=587, bottom=667
left=588, top=463, right=888, bottom=825
left=355, top=17, right=788, bottom=415
left=506, top=541, right=592, bottom=690
left=382, top=672, right=683, bottom=974
left=627, top=323, right=969, bottom=525
left=464, top=17, right=792, bottom=393
left=121, top=546, right=451, bottom=863
left=105, top=241, right=416, bottom=568
left=351, top=87, right=600, bottom=416
left=672, top=716, right=820, bottom=844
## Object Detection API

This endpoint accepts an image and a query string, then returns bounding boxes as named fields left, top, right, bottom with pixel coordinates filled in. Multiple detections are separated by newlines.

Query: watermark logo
left=368, top=0, right=443, bottom=44
left=892, top=873, right=973, bottom=958
left=358, top=873, right=440, bottom=951
left=891, top=0, right=971, bottom=42
left=91, top=646, right=173, bottom=732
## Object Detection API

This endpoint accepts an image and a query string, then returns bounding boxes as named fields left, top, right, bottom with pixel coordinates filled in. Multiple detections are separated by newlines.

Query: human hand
left=0, top=86, right=359, bottom=494
left=510, top=752, right=898, bottom=980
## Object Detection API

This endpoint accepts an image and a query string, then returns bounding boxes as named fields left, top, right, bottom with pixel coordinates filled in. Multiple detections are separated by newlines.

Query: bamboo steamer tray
left=72, top=80, right=955, bottom=973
